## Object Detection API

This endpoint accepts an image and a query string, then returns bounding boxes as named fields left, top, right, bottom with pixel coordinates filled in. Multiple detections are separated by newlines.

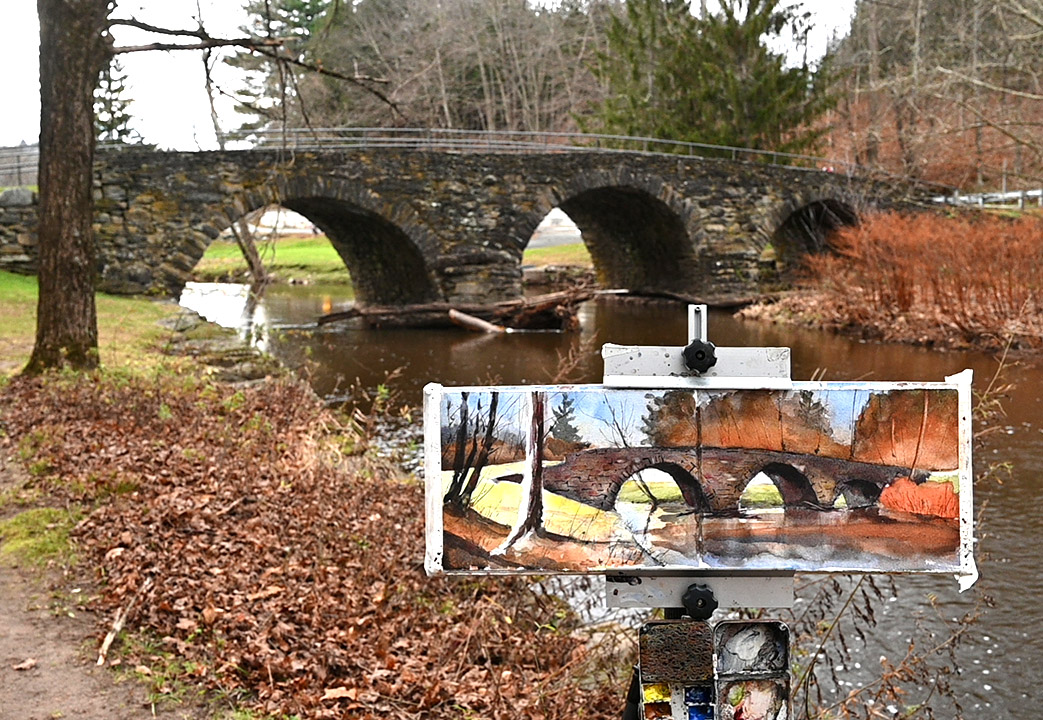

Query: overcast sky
left=2, top=0, right=856, bottom=150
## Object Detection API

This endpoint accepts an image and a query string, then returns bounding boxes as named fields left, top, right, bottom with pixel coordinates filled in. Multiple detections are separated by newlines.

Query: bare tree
left=828, top=0, right=1043, bottom=187
left=241, top=0, right=614, bottom=133
left=26, top=0, right=111, bottom=372
left=27, top=3, right=407, bottom=373
left=494, top=391, right=545, bottom=553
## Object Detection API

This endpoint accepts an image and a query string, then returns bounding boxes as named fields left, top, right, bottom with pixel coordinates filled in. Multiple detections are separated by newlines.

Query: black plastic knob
left=682, top=583, right=719, bottom=620
left=682, top=339, right=717, bottom=374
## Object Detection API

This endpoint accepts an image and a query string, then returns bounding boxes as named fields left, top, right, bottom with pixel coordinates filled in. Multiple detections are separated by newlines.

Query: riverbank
left=0, top=277, right=622, bottom=719
left=742, top=211, right=1043, bottom=353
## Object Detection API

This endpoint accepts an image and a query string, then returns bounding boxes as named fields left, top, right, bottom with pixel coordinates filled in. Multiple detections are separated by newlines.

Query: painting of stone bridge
left=425, top=379, right=974, bottom=578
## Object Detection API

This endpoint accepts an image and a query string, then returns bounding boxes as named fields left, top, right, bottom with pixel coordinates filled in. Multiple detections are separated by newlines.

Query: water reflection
left=179, top=281, right=1041, bottom=715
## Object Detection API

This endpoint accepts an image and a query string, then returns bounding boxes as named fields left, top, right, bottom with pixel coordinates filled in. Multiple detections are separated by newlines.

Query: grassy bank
left=193, top=235, right=593, bottom=284
left=523, top=241, right=592, bottom=267
left=0, top=271, right=180, bottom=377
left=194, top=235, right=353, bottom=284
left=744, top=211, right=1043, bottom=352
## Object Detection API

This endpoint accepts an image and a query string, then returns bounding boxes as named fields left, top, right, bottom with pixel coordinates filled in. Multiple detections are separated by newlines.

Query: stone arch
left=530, top=171, right=700, bottom=294
left=766, top=197, right=860, bottom=277
left=833, top=478, right=884, bottom=509
left=756, top=462, right=821, bottom=508
left=611, top=460, right=711, bottom=513
left=205, top=177, right=442, bottom=305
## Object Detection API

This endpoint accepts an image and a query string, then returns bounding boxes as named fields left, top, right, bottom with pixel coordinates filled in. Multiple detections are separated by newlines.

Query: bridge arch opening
left=522, top=208, right=591, bottom=282
left=833, top=479, right=884, bottom=509
left=738, top=472, right=785, bottom=514
left=279, top=196, right=439, bottom=305
left=194, top=204, right=324, bottom=278
left=614, top=464, right=710, bottom=514
left=752, top=462, right=820, bottom=509
left=556, top=187, right=698, bottom=294
left=195, top=198, right=440, bottom=306
left=768, top=199, right=859, bottom=277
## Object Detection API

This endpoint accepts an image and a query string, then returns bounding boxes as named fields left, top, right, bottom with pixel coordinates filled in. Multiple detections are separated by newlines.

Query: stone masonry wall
left=0, top=188, right=37, bottom=275
left=0, top=148, right=928, bottom=303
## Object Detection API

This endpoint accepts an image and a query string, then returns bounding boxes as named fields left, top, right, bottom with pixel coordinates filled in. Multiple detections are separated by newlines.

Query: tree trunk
left=494, top=391, right=545, bottom=553
left=231, top=218, right=271, bottom=286
left=26, top=0, right=110, bottom=373
left=461, top=392, right=499, bottom=506
left=445, top=392, right=471, bottom=504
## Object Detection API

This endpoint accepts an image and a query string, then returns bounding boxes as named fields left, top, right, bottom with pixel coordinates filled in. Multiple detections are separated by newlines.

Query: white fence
left=933, top=188, right=1043, bottom=209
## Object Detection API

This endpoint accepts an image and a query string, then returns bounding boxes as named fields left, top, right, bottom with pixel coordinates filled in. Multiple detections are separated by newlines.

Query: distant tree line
left=226, top=0, right=833, bottom=155
left=824, top=0, right=1043, bottom=188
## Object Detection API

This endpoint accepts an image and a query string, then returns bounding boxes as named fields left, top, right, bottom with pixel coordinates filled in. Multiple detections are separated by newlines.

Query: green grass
left=193, top=236, right=593, bottom=285
left=0, top=270, right=179, bottom=376
left=193, top=236, right=352, bottom=284
left=441, top=463, right=618, bottom=541
left=739, top=482, right=784, bottom=509
left=0, top=507, right=80, bottom=567
left=617, top=478, right=685, bottom=504
left=522, top=242, right=592, bottom=268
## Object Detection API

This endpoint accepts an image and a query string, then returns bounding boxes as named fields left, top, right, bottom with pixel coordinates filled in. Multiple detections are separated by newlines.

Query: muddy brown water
left=181, top=282, right=1041, bottom=714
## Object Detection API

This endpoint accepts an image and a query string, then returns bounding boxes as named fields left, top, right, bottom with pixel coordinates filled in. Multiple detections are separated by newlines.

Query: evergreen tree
left=94, top=57, right=138, bottom=144
left=225, top=0, right=330, bottom=133
left=550, top=395, right=582, bottom=443
left=586, top=0, right=833, bottom=154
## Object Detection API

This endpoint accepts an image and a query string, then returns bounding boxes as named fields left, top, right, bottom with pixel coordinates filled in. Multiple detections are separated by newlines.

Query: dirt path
left=0, top=565, right=161, bottom=720
left=0, top=461, right=190, bottom=719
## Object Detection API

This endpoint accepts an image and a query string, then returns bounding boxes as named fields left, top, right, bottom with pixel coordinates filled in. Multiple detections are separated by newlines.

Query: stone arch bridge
left=0, top=144, right=933, bottom=304
left=540, top=446, right=926, bottom=513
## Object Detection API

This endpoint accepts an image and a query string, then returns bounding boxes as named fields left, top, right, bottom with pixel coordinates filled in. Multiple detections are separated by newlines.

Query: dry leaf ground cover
left=743, top=211, right=1043, bottom=352
left=0, top=370, right=623, bottom=719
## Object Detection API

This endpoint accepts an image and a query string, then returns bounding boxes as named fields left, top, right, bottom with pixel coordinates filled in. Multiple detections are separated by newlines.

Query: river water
left=181, top=282, right=1041, bottom=715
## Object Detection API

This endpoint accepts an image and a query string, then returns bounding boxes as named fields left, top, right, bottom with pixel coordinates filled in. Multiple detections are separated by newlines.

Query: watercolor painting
left=425, top=379, right=973, bottom=577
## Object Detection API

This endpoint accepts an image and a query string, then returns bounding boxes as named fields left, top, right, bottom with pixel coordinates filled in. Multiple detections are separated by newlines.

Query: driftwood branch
left=319, top=289, right=595, bottom=331
left=318, top=288, right=753, bottom=331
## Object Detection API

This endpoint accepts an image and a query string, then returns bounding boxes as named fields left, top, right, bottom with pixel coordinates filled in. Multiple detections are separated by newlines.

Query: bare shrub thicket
left=804, top=211, right=1043, bottom=350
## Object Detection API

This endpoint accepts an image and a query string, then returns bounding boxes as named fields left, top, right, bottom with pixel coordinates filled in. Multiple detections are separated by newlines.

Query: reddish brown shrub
left=803, top=211, right=1043, bottom=349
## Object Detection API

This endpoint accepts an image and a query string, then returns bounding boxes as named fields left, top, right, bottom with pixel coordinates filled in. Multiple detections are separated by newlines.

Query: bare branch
left=109, top=13, right=402, bottom=121
left=936, top=91, right=1043, bottom=161
left=935, top=65, right=1043, bottom=102
left=250, top=46, right=407, bottom=121
left=1006, top=0, right=1043, bottom=31
left=113, top=38, right=283, bottom=55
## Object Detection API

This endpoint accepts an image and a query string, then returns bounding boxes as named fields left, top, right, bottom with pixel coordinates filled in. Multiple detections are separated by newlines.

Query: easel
left=606, top=306, right=793, bottom=720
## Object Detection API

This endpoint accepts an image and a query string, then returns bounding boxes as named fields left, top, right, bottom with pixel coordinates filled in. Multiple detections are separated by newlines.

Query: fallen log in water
left=317, top=288, right=595, bottom=331
left=448, top=309, right=506, bottom=334
left=596, top=288, right=757, bottom=308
